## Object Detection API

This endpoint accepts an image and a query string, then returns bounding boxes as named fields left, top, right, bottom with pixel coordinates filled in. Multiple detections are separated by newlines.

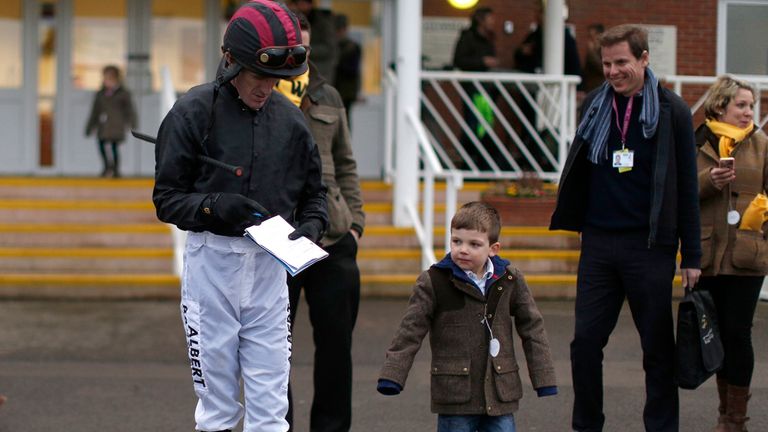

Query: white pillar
left=393, top=0, right=421, bottom=227
left=543, top=0, right=564, bottom=75
left=205, top=0, right=221, bottom=82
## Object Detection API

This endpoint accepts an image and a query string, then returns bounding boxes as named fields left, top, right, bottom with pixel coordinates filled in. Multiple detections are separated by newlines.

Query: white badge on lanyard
left=489, top=338, right=500, bottom=357
left=483, top=313, right=501, bottom=358
left=728, top=210, right=740, bottom=225
left=612, top=148, right=634, bottom=170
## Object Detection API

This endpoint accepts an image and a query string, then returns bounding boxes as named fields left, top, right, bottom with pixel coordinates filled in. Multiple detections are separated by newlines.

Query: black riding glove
left=205, top=193, right=270, bottom=230
left=288, top=218, right=325, bottom=243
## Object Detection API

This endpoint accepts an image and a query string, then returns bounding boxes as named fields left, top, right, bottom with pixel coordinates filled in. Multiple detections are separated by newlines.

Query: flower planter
left=480, top=195, right=557, bottom=226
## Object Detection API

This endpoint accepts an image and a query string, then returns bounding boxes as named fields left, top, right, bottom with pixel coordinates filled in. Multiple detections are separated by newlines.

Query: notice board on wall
left=422, top=17, right=469, bottom=70
left=641, top=24, right=677, bottom=77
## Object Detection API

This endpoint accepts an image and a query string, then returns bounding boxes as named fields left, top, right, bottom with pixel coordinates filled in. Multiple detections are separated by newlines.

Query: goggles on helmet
left=254, top=45, right=310, bottom=70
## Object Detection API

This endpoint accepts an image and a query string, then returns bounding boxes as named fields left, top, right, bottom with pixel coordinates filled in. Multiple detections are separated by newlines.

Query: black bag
left=676, top=287, right=724, bottom=389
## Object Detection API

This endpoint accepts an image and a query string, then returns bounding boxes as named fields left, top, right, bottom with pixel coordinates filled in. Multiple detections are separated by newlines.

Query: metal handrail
left=419, top=70, right=580, bottom=181
left=405, top=109, right=463, bottom=268
left=383, top=68, right=398, bottom=183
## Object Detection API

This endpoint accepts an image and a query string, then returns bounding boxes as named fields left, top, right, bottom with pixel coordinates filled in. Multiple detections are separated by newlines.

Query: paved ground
left=0, top=297, right=766, bottom=432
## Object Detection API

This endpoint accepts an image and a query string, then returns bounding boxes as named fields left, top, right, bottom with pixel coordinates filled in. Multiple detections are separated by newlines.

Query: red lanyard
left=612, top=95, right=634, bottom=147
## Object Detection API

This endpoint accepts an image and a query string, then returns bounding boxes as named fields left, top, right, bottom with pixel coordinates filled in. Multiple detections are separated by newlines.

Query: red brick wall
left=423, top=0, right=718, bottom=76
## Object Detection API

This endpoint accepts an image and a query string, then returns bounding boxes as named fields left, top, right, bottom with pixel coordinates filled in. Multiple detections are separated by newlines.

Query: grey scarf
left=576, top=67, right=660, bottom=164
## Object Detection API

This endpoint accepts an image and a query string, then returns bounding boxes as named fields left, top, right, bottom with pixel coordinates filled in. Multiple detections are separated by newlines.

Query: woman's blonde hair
left=702, top=75, right=755, bottom=120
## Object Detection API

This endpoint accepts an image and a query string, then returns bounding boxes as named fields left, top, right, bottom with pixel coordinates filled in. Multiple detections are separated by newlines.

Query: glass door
left=37, top=0, right=56, bottom=169
left=58, top=0, right=127, bottom=175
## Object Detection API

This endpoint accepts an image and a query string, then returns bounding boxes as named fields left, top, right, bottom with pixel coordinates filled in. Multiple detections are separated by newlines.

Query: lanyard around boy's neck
left=612, top=94, right=634, bottom=149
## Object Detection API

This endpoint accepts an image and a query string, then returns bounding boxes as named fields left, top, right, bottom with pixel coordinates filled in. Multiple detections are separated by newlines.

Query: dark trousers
left=98, top=140, right=119, bottom=171
left=571, top=229, right=678, bottom=432
left=287, top=232, right=360, bottom=432
left=698, top=275, right=763, bottom=387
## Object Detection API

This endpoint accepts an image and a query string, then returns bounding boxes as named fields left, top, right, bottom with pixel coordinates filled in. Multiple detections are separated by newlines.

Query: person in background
left=580, top=23, right=605, bottom=93
left=452, top=7, right=504, bottom=170
left=289, top=0, right=338, bottom=84
left=276, top=13, right=365, bottom=432
left=453, top=6, right=499, bottom=72
left=378, top=202, right=557, bottom=432
left=694, top=75, right=767, bottom=432
left=333, top=13, right=362, bottom=126
left=85, top=65, right=137, bottom=178
left=513, top=19, right=581, bottom=76
left=152, top=1, right=327, bottom=431
left=550, top=24, right=701, bottom=431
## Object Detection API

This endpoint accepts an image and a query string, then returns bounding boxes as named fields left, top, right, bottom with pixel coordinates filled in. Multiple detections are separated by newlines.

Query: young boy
left=377, top=201, right=557, bottom=432
left=84, top=65, right=137, bottom=178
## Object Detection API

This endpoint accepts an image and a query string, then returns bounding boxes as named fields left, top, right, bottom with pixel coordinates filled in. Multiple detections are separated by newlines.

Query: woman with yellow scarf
left=695, top=75, right=767, bottom=432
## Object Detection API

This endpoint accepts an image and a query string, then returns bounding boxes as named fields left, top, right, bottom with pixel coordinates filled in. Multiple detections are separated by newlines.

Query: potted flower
left=480, top=173, right=558, bottom=226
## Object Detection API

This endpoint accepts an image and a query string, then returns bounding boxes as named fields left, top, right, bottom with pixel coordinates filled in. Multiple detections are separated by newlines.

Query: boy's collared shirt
left=464, top=257, right=494, bottom=295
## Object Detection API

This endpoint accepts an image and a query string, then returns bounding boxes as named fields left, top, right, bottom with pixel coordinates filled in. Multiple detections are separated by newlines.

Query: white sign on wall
left=642, top=24, right=677, bottom=77
left=422, top=17, right=469, bottom=70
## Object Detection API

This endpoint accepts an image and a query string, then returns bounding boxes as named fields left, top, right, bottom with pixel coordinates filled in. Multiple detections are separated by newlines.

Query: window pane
left=726, top=4, right=768, bottom=75
left=0, top=1, right=22, bottom=88
left=152, top=0, right=205, bottom=92
left=72, top=0, right=127, bottom=90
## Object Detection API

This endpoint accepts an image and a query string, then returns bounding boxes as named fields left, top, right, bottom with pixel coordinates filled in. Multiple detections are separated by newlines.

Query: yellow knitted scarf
left=705, top=118, right=754, bottom=157
left=274, top=70, right=310, bottom=108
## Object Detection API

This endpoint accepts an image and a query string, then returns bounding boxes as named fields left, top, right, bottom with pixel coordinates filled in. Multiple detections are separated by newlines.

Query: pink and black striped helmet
left=222, top=0, right=308, bottom=78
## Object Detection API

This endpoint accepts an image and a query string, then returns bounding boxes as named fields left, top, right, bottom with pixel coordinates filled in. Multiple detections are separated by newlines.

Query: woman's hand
left=710, top=166, right=736, bottom=189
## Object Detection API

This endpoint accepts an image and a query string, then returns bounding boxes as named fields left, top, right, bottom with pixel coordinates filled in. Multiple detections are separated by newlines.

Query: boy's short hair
left=450, top=201, right=501, bottom=244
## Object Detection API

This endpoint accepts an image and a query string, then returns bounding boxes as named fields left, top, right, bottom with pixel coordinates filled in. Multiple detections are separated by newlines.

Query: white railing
left=419, top=70, right=580, bottom=181
left=404, top=109, right=463, bottom=268
left=383, top=68, right=398, bottom=183
left=662, top=74, right=768, bottom=128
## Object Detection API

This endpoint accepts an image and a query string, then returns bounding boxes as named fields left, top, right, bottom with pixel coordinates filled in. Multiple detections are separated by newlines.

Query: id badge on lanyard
left=612, top=95, right=634, bottom=173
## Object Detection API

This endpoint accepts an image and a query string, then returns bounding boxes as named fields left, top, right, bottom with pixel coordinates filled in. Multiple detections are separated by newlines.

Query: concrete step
left=0, top=177, right=154, bottom=200
left=0, top=177, right=577, bottom=299
left=0, top=223, right=172, bottom=247
left=0, top=273, right=180, bottom=299
left=0, top=177, right=493, bottom=204
left=0, top=247, right=173, bottom=273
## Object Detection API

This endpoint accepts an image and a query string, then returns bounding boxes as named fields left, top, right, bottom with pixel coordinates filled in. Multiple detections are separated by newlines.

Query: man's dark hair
left=588, top=23, right=605, bottom=34
left=451, top=201, right=501, bottom=244
left=470, top=7, right=493, bottom=31
left=334, top=13, right=348, bottom=31
left=294, top=11, right=310, bottom=32
left=599, top=24, right=648, bottom=59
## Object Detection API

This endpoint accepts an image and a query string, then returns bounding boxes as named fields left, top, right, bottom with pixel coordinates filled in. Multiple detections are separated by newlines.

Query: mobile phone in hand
left=719, top=157, right=735, bottom=170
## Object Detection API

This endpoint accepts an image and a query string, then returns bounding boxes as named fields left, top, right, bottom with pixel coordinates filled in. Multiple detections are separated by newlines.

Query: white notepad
left=244, top=215, right=328, bottom=276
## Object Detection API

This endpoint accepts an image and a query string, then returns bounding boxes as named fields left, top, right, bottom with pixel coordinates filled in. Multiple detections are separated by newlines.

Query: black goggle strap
left=201, top=62, right=243, bottom=154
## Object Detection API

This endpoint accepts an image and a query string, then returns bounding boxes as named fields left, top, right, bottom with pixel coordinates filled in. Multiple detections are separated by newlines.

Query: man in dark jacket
left=153, top=2, right=327, bottom=431
left=452, top=7, right=505, bottom=171
left=276, top=14, right=365, bottom=432
left=549, top=24, right=701, bottom=432
left=333, top=13, right=362, bottom=126
left=289, top=0, right=337, bottom=83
